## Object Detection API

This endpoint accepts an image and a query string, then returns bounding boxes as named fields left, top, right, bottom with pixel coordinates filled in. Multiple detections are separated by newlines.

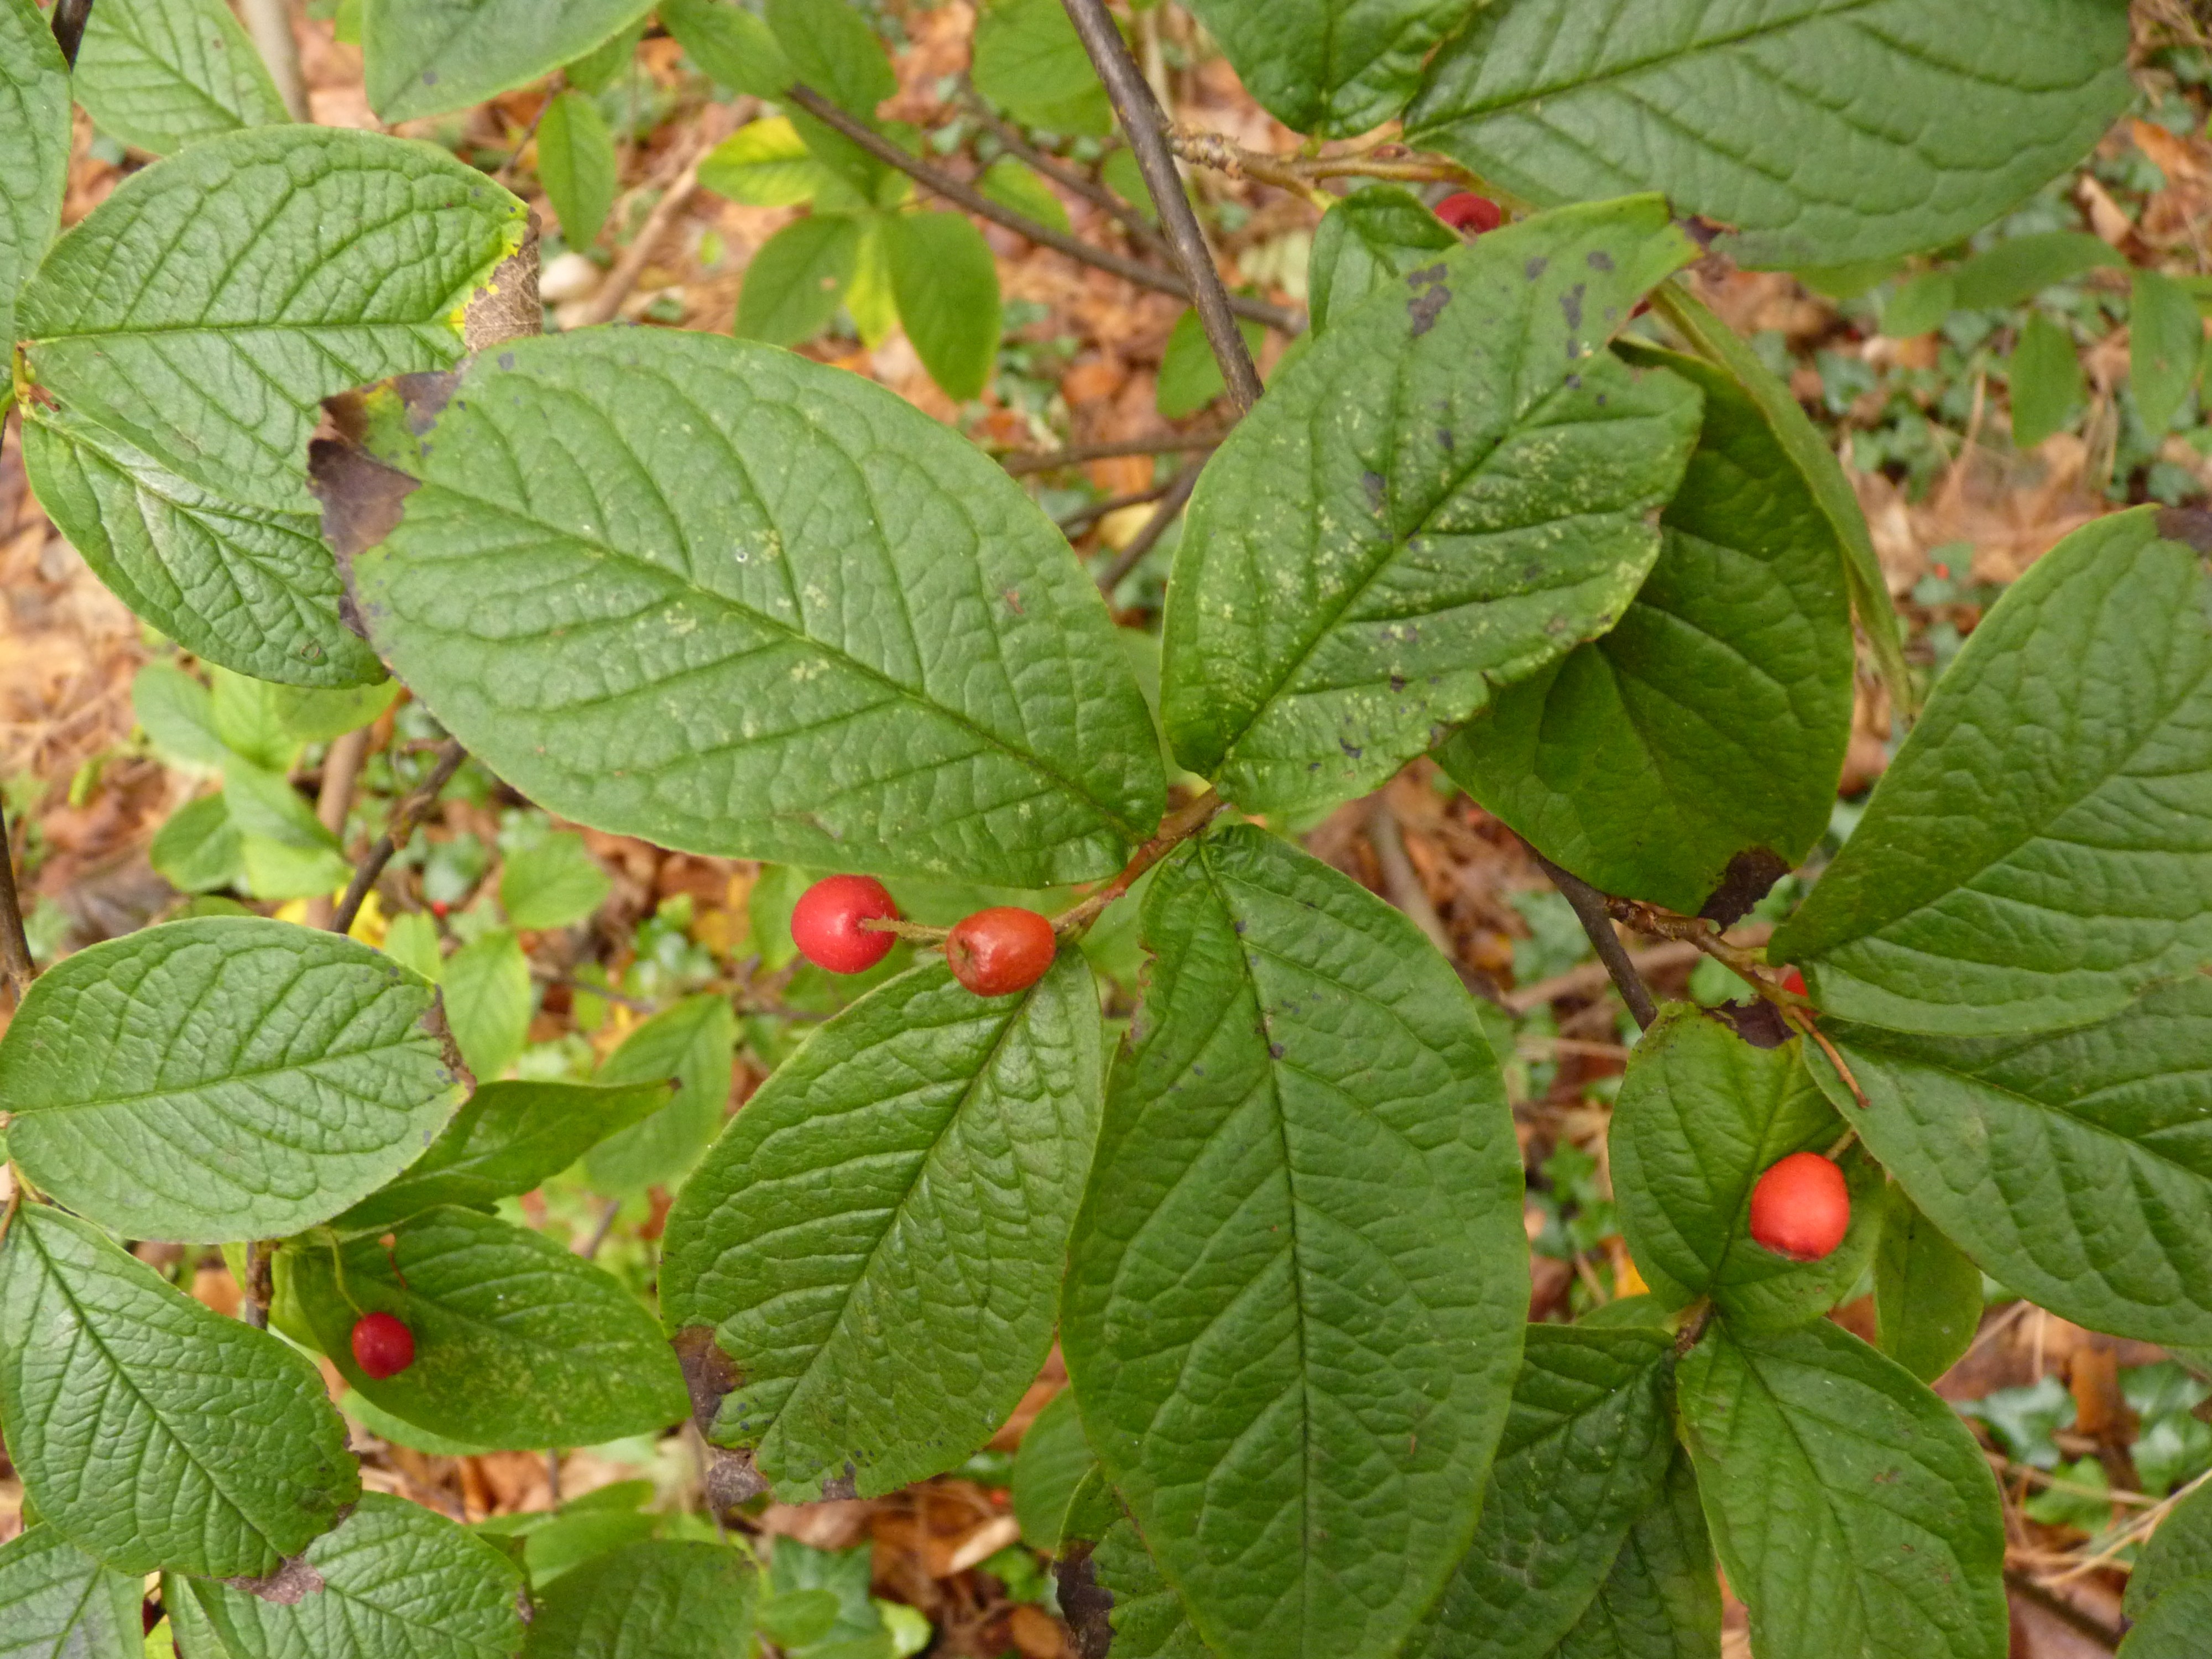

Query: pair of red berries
left=791, top=875, right=1057, bottom=997
left=351, top=1311, right=415, bottom=1379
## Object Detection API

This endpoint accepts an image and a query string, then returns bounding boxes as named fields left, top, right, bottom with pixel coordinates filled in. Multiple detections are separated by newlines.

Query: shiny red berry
left=351, top=1311, right=415, bottom=1379
left=1747, top=1152, right=1850, bottom=1263
left=1779, top=967, right=1808, bottom=997
left=791, top=875, right=899, bottom=974
left=945, top=906, right=1056, bottom=997
left=1434, top=191, right=1503, bottom=234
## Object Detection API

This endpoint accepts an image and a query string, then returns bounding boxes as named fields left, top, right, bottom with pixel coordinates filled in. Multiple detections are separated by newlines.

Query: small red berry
left=791, top=875, right=900, bottom=974
left=351, top=1311, right=415, bottom=1379
left=1747, top=1152, right=1850, bottom=1263
left=1780, top=967, right=1808, bottom=997
left=945, top=906, right=1056, bottom=997
left=1434, top=191, right=1503, bottom=234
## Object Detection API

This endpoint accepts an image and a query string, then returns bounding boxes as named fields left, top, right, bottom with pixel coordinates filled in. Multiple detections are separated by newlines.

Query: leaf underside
left=0, top=0, right=71, bottom=351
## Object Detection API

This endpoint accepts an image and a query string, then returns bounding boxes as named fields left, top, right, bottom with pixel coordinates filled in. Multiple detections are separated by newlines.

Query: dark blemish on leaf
left=1699, top=847, right=1791, bottom=926
left=702, top=1447, right=769, bottom=1512
left=1437, top=427, right=1454, bottom=452
left=1269, top=1043, right=1285, bottom=1060
left=1233, top=919, right=1248, bottom=933
left=1560, top=283, right=1585, bottom=332
left=1389, top=674, right=1407, bottom=692
left=672, top=1327, right=744, bottom=1434
left=1677, top=216, right=1723, bottom=251
left=1309, top=761, right=1323, bottom=771
left=1407, top=281, right=1451, bottom=336
left=1056, top=1545, right=1114, bottom=1659
left=1566, top=374, right=1581, bottom=390
left=1525, top=257, right=1547, bottom=280
left=1595, top=393, right=1608, bottom=408
left=1361, top=470, right=1386, bottom=512
left=1708, top=999, right=1792, bottom=1049
left=1587, top=251, right=1615, bottom=272
left=1339, top=738, right=1363, bottom=759
left=820, top=1466, right=860, bottom=1502
left=497, top=351, right=515, bottom=371
left=1406, top=263, right=1448, bottom=288
left=227, top=1557, right=326, bottom=1604
left=421, top=69, right=438, bottom=85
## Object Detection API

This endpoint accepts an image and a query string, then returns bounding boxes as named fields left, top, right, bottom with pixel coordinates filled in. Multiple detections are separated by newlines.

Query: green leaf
left=0, top=1204, right=358, bottom=1578
left=736, top=212, right=862, bottom=344
left=1306, top=186, right=1458, bottom=337
left=537, top=89, right=618, bottom=249
left=583, top=993, right=737, bottom=1194
left=365, top=0, right=655, bottom=121
left=1804, top=977, right=2212, bottom=1349
left=441, top=927, right=533, bottom=1084
left=268, top=677, right=401, bottom=743
left=1609, top=1006, right=1880, bottom=1331
left=701, top=117, right=830, bottom=207
left=2135, top=269, right=2204, bottom=437
left=0, top=1527, right=144, bottom=1659
left=1439, top=344, right=1855, bottom=915
left=383, top=909, right=444, bottom=981
left=765, top=0, right=893, bottom=116
left=969, top=0, right=1110, bottom=135
left=1159, top=197, right=1702, bottom=813
left=1011, top=1389, right=1098, bottom=1555
left=521, top=1541, right=757, bottom=1659
left=1950, top=231, right=2126, bottom=311
left=562, top=15, right=644, bottom=93
left=1406, top=0, right=2134, bottom=268
left=500, top=831, right=612, bottom=930
left=1062, top=825, right=1527, bottom=1659
left=979, top=157, right=1072, bottom=237
left=340, top=1076, right=675, bottom=1227
left=285, top=1203, right=690, bottom=1449
left=165, top=1495, right=525, bottom=1659
left=2127, top=1477, right=2212, bottom=1619
left=339, top=1385, right=493, bottom=1457
left=2123, top=1577, right=2212, bottom=1658
left=18, top=126, right=526, bottom=513
left=0, top=0, right=72, bottom=352
left=211, top=666, right=297, bottom=770
left=1881, top=272, right=1957, bottom=340
left=765, top=1539, right=884, bottom=1656
left=881, top=210, right=1001, bottom=402
left=350, top=328, right=1166, bottom=885
left=1770, top=507, right=2212, bottom=1035
left=218, top=755, right=337, bottom=853
left=1184, top=0, right=1470, bottom=138
left=841, top=217, right=898, bottom=350
left=1409, top=1327, right=1678, bottom=1659
left=1154, top=306, right=1266, bottom=420
left=0, top=916, right=465, bottom=1242
left=73, top=0, right=290, bottom=158
left=662, top=950, right=1103, bottom=1499
left=149, top=791, right=247, bottom=893
left=660, top=0, right=792, bottom=98
left=1547, top=1452, right=1720, bottom=1659
left=1088, top=1516, right=1213, bottom=1659
left=2008, top=310, right=2086, bottom=448
left=1677, top=1319, right=2007, bottom=1659
left=1874, top=1185, right=1982, bottom=1384
left=133, top=660, right=228, bottom=769
left=237, top=833, right=351, bottom=903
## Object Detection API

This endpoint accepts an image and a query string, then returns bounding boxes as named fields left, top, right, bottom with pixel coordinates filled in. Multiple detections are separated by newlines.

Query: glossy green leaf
left=74, top=0, right=289, bottom=158
left=662, top=950, right=1102, bottom=1499
left=133, top=660, right=228, bottom=769
left=1185, top=0, right=1470, bottom=137
left=1547, top=1452, right=1720, bottom=1659
left=150, top=791, right=247, bottom=893
left=1407, top=0, right=2133, bottom=268
left=523, top=1541, right=758, bottom=1659
left=365, top=0, right=655, bottom=120
left=500, top=832, right=611, bottom=930
left=0, top=1527, right=143, bottom=1659
left=1874, top=1185, right=1982, bottom=1384
left=1771, top=507, right=2212, bottom=1035
left=583, top=993, right=737, bottom=1194
left=2008, top=311, right=2086, bottom=448
left=537, top=90, right=618, bottom=249
left=660, top=0, right=792, bottom=98
left=1154, top=306, right=1265, bottom=420
left=1950, top=231, right=2125, bottom=311
left=1160, top=197, right=1702, bottom=812
left=1306, top=185, right=1457, bottom=336
left=1410, top=1327, right=1677, bottom=1659
left=440, top=927, right=533, bottom=1085
left=700, top=117, right=828, bottom=207
left=0, top=916, right=464, bottom=1242
left=0, top=0, right=71, bottom=352
left=350, top=328, right=1165, bottom=884
left=1062, top=825, right=1527, bottom=1659
left=765, top=0, right=893, bottom=115
left=735, top=212, right=860, bottom=344
left=978, top=157, right=1071, bottom=237
left=1441, top=345, right=1855, bottom=915
left=0, top=1205, right=358, bottom=1577
left=167, top=1495, right=525, bottom=1659
left=2134, top=269, right=2203, bottom=436
left=1677, top=1319, right=2007, bottom=1659
left=18, top=126, right=526, bottom=512
left=969, top=0, right=1109, bottom=135
left=881, top=210, right=1001, bottom=402
left=1609, top=1006, right=1880, bottom=1330
left=1011, top=1389, right=1097, bottom=1555
left=286, top=1203, right=690, bottom=1449
left=1088, top=1516, right=1212, bottom=1659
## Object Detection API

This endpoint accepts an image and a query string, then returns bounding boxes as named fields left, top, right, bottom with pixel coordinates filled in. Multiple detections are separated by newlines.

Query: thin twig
left=572, top=124, right=719, bottom=327
left=962, top=79, right=1171, bottom=258
left=237, top=0, right=309, bottom=121
left=545, top=1449, right=563, bottom=1504
left=304, top=728, right=372, bottom=931
left=1502, top=941, right=1703, bottom=1015
left=49, top=0, right=93, bottom=67
left=1058, top=0, right=1265, bottom=409
left=0, top=801, right=35, bottom=997
left=1532, top=854, right=1658, bottom=1030
left=330, top=740, right=468, bottom=936
left=580, top=1196, right=623, bottom=1260
left=1053, top=789, right=1227, bottom=936
left=2002, top=1570, right=2122, bottom=1650
left=534, top=969, right=658, bottom=1016
left=1095, top=461, right=1199, bottom=595
left=1002, top=431, right=1226, bottom=474
left=493, top=87, right=559, bottom=190
left=1056, top=478, right=1176, bottom=535
left=1365, top=795, right=1455, bottom=960
left=1167, top=127, right=1483, bottom=201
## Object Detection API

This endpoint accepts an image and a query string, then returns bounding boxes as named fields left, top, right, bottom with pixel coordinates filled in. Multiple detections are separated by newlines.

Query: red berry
left=1747, top=1152, right=1850, bottom=1263
left=1780, top=967, right=1808, bottom=997
left=791, top=875, right=900, bottom=974
left=351, top=1311, right=415, bottom=1379
left=945, top=906, right=1056, bottom=997
left=1434, top=191, right=1503, bottom=234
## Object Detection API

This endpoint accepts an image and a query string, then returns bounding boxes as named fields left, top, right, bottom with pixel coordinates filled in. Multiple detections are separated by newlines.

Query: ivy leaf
left=0, top=916, right=465, bottom=1243
left=18, top=126, right=527, bottom=512
left=969, top=0, right=1110, bottom=135
left=499, top=831, right=612, bottom=930
left=437, top=927, right=533, bottom=1086
left=349, top=328, right=1165, bottom=885
left=0, top=1527, right=144, bottom=1659
left=881, top=210, right=1001, bottom=403
left=1770, top=507, right=2212, bottom=1036
left=2133, top=269, right=2203, bottom=438
left=1062, top=826, right=1527, bottom=1659
left=165, top=1495, right=525, bottom=1659
left=1011, top=1390, right=1098, bottom=1555
left=1874, top=1186, right=1983, bottom=1384
left=659, top=0, right=792, bottom=98
left=72, top=0, right=290, bottom=158
left=583, top=993, right=737, bottom=1194
left=1406, top=0, right=2133, bottom=268
left=522, top=1541, right=759, bottom=1659
left=0, top=0, right=70, bottom=351
left=1677, top=1319, right=2007, bottom=1659
left=285, top=1204, right=690, bottom=1449
left=366, top=0, right=655, bottom=121
left=1306, top=186, right=1457, bottom=336
left=1609, top=1007, right=1881, bottom=1331
left=537, top=89, right=618, bottom=249
left=0, top=1205, right=359, bottom=1578
left=1183, top=0, right=1473, bottom=138
left=1159, top=197, right=1702, bottom=814
left=1547, top=1452, right=1720, bottom=1659
left=1440, top=345, right=1855, bottom=915
left=661, top=950, right=1102, bottom=1500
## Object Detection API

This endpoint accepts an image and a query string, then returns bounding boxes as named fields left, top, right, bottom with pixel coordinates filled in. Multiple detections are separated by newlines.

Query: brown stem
left=237, top=0, right=309, bottom=121
left=1053, top=789, right=1227, bottom=937
left=1364, top=795, right=1455, bottom=960
left=857, top=915, right=951, bottom=943
left=1793, top=1009, right=1871, bottom=1109
left=242, top=1239, right=275, bottom=1331
left=1058, top=0, right=1264, bottom=410
left=1166, top=126, right=1486, bottom=201
left=0, top=800, right=34, bottom=998
left=1095, top=461, right=1199, bottom=595
left=1002, top=431, right=1226, bottom=475
left=1057, top=478, right=1177, bottom=535
left=330, top=740, right=468, bottom=936
left=303, top=728, right=372, bottom=931
left=1532, top=853, right=1658, bottom=1030
left=493, top=85, right=560, bottom=190
left=49, top=0, right=92, bottom=66
left=2002, top=1571, right=2120, bottom=1652
left=962, top=80, right=1172, bottom=259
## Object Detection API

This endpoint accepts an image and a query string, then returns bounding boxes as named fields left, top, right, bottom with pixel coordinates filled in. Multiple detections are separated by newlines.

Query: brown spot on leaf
left=702, top=1447, right=769, bottom=1513
left=1055, top=1542, right=1114, bottom=1659
left=1698, top=847, right=1790, bottom=926
left=671, top=1325, right=743, bottom=1433
left=1708, top=999, right=1792, bottom=1048
left=462, top=212, right=542, bottom=353
left=226, top=1554, right=326, bottom=1604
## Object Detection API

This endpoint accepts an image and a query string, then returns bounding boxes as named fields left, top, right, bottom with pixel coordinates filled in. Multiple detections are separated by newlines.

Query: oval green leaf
left=1306, top=186, right=1457, bottom=337
left=970, top=0, right=1110, bottom=135
left=536, top=88, right=618, bottom=250
left=583, top=993, right=737, bottom=1195
left=0, top=1527, right=144, bottom=1659
left=366, top=0, right=655, bottom=121
left=1548, top=1452, right=1720, bottom=1659
left=74, top=0, right=290, bottom=158
left=1183, top=0, right=1472, bottom=138
left=523, top=1540, right=758, bottom=1659
left=1873, top=1185, right=1983, bottom=1385
left=441, top=927, right=533, bottom=1085
left=881, top=209, right=1001, bottom=403
left=0, top=0, right=71, bottom=351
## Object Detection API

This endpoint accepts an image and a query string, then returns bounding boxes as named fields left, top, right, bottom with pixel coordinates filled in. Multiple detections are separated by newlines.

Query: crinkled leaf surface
left=1548, top=1452, right=1720, bottom=1659
left=0, top=1205, right=358, bottom=1578
left=366, top=0, right=656, bottom=120
left=74, top=0, right=290, bottom=157
left=286, top=1204, right=688, bottom=1450
left=1873, top=1186, right=1983, bottom=1384
left=0, top=1527, right=143, bottom=1659
left=0, top=0, right=69, bottom=351
left=1410, top=1327, right=1677, bottom=1659
left=2130, top=1479, right=2212, bottom=1619
left=1159, top=197, right=1702, bottom=813
left=352, top=328, right=1164, bottom=884
left=21, top=407, right=383, bottom=688
left=1306, top=186, right=1457, bottom=336
left=18, top=126, right=526, bottom=512
left=1804, top=977, right=2212, bottom=1349
left=1440, top=346, right=1854, bottom=914
left=1406, top=0, right=2133, bottom=268
left=1677, top=1319, right=2007, bottom=1659
left=2124, top=1579, right=2212, bottom=1659
left=521, top=1541, right=758, bottom=1659
left=1089, top=1517, right=1213, bottom=1659
left=1184, top=0, right=1474, bottom=137
left=1771, top=508, right=2212, bottom=1036
left=662, top=950, right=1102, bottom=1500
left=583, top=993, right=737, bottom=1195
left=0, top=917, right=465, bottom=1243
left=170, top=1495, right=525, bottom=1659
left=1062, top=825, right=1527, bottom=1659
left=1610, top=1008, right=1880, bottom=1330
